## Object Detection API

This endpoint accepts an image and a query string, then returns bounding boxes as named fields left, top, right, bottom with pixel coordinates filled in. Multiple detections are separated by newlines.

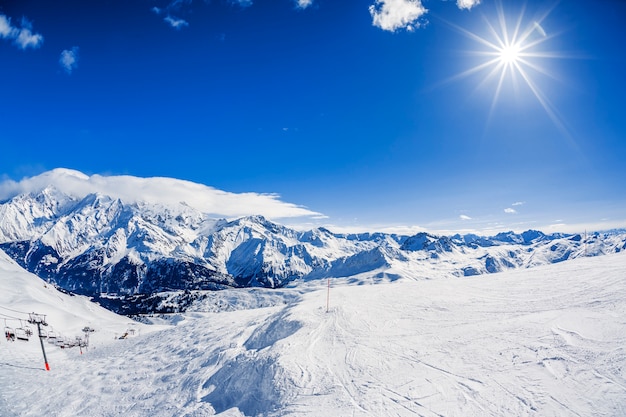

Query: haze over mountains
left=1, top=169, right=624, bottom=313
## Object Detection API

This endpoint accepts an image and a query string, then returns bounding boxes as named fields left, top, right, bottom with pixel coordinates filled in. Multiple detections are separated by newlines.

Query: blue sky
left=1, top=0, right=625, bottom=234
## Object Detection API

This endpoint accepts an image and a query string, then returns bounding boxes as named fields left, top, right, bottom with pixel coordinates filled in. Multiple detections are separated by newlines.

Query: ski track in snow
left=1, top=252, right=626, bottom=416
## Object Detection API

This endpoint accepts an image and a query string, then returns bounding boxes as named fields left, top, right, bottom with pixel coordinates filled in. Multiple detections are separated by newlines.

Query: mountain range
left=1, top=169, right=624, bottom=313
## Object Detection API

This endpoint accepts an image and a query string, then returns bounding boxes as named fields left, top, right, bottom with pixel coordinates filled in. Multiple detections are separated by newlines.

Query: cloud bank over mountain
left=0, top=168, right=323, bottom=221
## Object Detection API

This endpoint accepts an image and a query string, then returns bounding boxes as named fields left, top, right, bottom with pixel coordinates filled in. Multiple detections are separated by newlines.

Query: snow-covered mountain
left=1, top=169, right=625, bottom=314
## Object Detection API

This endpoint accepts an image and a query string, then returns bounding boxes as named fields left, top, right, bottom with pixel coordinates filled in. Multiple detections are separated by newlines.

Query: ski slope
left=1, top=250, right=625, bottom=416
left=0, top=250, right=146, bottom=346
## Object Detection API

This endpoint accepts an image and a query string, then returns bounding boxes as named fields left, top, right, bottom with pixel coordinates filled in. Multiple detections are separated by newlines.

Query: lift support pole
left=28, top=313, right=50, bottom=371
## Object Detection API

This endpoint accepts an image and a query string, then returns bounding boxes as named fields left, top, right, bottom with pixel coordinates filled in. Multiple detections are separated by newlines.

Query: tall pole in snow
left=28, top=313, right=50, bottom=371
left=326, top=278, right=330, bottom=313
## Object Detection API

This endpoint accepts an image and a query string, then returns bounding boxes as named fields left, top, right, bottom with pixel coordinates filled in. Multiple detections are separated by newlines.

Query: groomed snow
left=1, top=250, right=625, bottom=416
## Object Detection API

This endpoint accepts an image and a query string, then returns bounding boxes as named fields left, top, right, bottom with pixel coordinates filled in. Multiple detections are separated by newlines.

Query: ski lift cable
left=0, top=312, right=22, bottom=321
left=0, top=304, right=30, bottom=315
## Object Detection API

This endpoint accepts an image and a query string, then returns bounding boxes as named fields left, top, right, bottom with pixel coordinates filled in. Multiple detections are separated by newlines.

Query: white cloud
left=0, top=14, right=43, bottom=49
left=456, top=0, right=480, bottom=10
left=295, top=0, right=313, bottom=9
left=152, top=4, right=189, bottom=29
left=369, top=0, right=427, bottom=32
left=15, top=27, right=43, bottom=49
left=504, top=208, right=517, bottom=214
left=542, top=220, right=626, bottom=234
left=459, top=214, right=472, bottom=221
left=512, top=201, right=525, bottom=206
left=164, top=15, right=189, bottom=30
left=0, top=15, right=16, bottom=38
left=59, top=47, right=79, bottom=74
left=0, top=168, right=323, bottom=221
left=150, top=0, right=478, bottom=32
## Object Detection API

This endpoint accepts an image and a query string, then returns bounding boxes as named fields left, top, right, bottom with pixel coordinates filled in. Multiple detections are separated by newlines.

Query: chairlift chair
left=14, top=327, right=29, bottom=341
left=47, top=330, right=58, bottom=343
left=4, top=326, right=15, bottom=342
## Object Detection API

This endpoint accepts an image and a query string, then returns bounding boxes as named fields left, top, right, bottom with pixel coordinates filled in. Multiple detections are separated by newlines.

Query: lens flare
left=445, top=2, right=570, bottom=134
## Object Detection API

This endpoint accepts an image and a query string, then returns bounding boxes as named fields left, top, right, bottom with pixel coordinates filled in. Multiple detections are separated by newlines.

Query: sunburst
left=446, top=2, right=568, bottom=132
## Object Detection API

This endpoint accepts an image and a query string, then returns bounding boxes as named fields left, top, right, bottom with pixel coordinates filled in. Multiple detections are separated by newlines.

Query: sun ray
left=487, top=62, right=508, bottom=125
left=442, top=0, right=576, bottom=141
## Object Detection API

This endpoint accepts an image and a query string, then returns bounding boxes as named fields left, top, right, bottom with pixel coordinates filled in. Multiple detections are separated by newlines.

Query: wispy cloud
left=369, top=0, right=427, bottom=32
left=152, top=5, right=189, bottom=30
left=0, top=14, right=43, bottom=50
left=459, top=214, right=472, bottom=220
left=0, top=168, right=323, bottom=221
left=317, top=222, right=427, bottom=235
left=295, top=0, right=314, bottom=9
left=456, top=0, right=481, bottom=10
left=230, top=0, right=253, bottom=7
left=0, top=15, right=11, bottom=38
left=59, top=47, right=79, bottom=74
left=512, top=201, right=525, bottom=206
left=504, top=208, right=517, bottom=214
left=164, top=15, right=189, bottom=30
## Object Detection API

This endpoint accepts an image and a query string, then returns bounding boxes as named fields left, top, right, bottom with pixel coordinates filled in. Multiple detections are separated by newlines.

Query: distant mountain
left=1, top=169, right=625, bottom=314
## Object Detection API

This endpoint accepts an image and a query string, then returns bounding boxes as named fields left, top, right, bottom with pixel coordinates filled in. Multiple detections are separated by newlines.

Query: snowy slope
left=0, top=249, right=150, bottom=363
left=1, top=251, right=625, bottom=416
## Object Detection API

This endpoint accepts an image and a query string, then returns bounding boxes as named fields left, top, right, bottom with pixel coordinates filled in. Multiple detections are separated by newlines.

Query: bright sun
left=499, top=42, right=521, bottom=65
left=446, top=2, right=566, bottom=130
